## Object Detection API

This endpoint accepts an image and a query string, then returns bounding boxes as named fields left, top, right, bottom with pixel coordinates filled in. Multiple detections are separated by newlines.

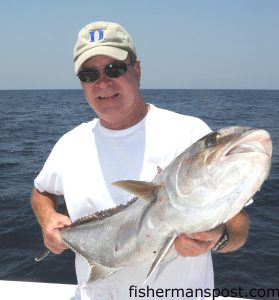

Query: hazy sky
left=1, top=0, right=278, bottom=90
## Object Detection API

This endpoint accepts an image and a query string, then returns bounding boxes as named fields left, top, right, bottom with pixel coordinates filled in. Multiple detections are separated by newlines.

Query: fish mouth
left=98, top=93, right=119, bottom=101
left=223, top=129, right=272, bottom=158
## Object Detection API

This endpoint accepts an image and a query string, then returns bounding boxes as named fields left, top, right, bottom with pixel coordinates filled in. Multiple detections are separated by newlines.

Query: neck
left=100, top=101, right=150, bottom=130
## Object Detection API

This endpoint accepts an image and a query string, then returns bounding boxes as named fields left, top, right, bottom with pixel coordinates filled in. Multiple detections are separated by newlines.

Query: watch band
left=212, top=225, right=229, bottom=252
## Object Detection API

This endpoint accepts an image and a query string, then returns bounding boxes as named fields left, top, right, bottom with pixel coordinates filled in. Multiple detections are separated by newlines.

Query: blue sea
left=0, top=89, right=278, bottom=298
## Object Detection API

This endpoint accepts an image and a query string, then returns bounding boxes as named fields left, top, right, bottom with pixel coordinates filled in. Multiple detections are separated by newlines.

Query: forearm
left=31, top=187, right=59, bottom=229
left=31, top=187, right=71, bottom=254
left=220, top=209, right=249, bottom=253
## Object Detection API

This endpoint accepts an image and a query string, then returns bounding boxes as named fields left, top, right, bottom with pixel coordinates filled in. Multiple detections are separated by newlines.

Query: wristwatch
left=212, top=225, right=229, bottom=252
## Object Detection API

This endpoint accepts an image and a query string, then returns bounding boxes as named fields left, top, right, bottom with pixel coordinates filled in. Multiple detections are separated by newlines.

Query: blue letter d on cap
left=89, top=29, right=104, bottom=42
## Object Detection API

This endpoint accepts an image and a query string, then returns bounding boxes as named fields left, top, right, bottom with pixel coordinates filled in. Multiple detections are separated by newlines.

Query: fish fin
left=112, top=180, right=161, bottom=202
left=157, top=166, right=163, bottom=174
left=83, top=260, right=117, bottom=287
left=70, top=197, right=138, bottom=227
left=153, top=166, right=163, bottom=181
left=144, top=232, right=177, bottom=285
left=62, top=239, right=116, bottom=286
left=35, top=247, right=51, bottom=261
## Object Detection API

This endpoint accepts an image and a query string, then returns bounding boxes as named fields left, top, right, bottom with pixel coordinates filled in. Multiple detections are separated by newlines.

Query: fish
left=35, top=126, right=272, bottom=287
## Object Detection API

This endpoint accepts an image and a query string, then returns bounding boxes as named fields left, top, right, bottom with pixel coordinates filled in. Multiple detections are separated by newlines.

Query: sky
left=0, top=0, right=278, bottom=90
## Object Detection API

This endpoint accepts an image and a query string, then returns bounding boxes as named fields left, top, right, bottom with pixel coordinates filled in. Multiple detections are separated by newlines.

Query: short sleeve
left=34, top=137, right=65, bottom=195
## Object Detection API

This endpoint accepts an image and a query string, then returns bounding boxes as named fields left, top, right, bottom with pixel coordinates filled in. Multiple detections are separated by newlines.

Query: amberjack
left=36, top=126, right=272, bottom=287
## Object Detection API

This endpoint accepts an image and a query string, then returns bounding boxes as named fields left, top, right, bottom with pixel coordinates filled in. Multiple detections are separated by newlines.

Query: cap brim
left=74, top=46, right=128, bottom=74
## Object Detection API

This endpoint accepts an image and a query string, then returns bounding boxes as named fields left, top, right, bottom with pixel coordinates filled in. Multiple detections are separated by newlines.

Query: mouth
left=97, top=93, right=119, bottom=101
left=224, top=129, right=272, bottom=158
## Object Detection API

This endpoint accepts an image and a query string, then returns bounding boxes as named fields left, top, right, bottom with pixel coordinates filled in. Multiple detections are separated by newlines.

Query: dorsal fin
left=112, top=180, right=162, bottom=202
left=69, top=197, right=138, bottom=227
left=157, top=166, right=163, bottom=175
left=153, top=166, right=163, bottom=182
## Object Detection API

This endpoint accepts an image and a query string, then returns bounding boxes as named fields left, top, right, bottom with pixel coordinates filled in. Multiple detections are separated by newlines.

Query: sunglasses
left=77, top=61, right=133, bottom=83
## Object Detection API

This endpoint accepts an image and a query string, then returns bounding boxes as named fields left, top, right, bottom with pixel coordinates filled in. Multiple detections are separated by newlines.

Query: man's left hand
left=174, top=210, right=249, bottom=256
left=174, top=224, right=225, bottom=257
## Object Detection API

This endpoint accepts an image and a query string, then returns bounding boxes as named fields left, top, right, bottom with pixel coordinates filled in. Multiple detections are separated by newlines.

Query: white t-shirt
left=35, top=104, right=213, bottom=300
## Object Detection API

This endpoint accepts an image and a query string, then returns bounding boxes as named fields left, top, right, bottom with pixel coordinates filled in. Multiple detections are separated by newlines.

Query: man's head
left=73, top=21, right=147, bottom=130
left=73, top=21, right=137, bottom=74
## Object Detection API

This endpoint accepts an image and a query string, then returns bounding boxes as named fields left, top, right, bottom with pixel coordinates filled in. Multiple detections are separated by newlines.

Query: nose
left=94, top=71, right=113, bottom=88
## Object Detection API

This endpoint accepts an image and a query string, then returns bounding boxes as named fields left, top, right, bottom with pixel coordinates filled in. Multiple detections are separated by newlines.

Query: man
left=31, top=21, right=249, bottom=299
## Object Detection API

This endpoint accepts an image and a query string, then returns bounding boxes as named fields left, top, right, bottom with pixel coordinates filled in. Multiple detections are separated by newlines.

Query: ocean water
left=0, top=89, right=278, bottom=298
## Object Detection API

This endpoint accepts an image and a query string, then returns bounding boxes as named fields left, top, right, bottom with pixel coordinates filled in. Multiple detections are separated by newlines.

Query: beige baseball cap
left=73, top=21, right=137, bottom=74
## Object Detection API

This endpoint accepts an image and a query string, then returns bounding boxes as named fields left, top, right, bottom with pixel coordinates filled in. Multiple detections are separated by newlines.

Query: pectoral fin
left=112, top=180, right=161, bottom=202
left=144, top=232, right=177, bottom=284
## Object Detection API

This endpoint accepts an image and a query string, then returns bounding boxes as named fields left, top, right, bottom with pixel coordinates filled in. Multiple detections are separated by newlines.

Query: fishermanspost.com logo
left=128, top=285, right=279, bottom=299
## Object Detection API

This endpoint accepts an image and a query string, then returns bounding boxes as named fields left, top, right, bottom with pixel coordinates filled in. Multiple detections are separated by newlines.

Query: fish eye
left=205, top=132, right=219, bottom=147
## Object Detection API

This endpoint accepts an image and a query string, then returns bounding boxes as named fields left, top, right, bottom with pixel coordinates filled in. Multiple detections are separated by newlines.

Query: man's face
left=80, top=55, right=143, bottom=129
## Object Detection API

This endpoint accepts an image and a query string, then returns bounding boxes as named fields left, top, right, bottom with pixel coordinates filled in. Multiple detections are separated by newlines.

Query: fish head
left=166, top=126, right=272, bottom=216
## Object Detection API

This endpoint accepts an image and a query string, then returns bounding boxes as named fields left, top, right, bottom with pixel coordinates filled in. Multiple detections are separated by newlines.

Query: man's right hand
left=42, top=211, right=72, bottom=254
left=31, top=187, right=72, bottom=255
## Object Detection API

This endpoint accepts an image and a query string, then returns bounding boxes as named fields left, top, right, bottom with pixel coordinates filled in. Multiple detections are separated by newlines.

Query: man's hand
left=173, top=210, right=249, bottom=256
left=31, top=188, right=72, bottom=255
left=42, top=211, right=72, bottom=254
left=174, top=224, right=224, bottom=257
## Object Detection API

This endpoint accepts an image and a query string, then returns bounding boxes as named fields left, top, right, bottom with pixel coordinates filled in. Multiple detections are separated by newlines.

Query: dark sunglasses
left=77, top=61, right=133, bottom=83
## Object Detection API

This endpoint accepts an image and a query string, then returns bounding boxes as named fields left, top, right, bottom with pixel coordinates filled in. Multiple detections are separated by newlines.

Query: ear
left=133, top=61, right=141, bottom=83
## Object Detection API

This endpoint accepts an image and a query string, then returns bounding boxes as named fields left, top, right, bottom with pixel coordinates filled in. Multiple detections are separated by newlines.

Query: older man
left=31, top=21, right=249, bottom=300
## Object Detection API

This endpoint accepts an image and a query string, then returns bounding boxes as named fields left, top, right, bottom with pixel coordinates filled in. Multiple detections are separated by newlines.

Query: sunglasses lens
left=78, top=69, right=99, bottom=83
left=105, top=62, right=128, bottom=78
left=77, top=62, right=130, bottom=83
